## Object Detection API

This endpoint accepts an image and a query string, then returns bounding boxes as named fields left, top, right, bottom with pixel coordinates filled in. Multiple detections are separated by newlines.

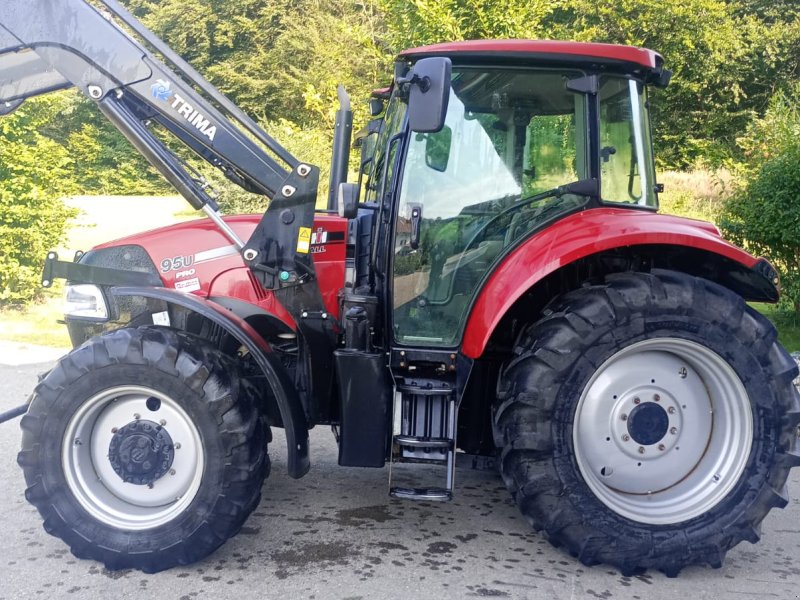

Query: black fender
left=109, top=286, right=310, bottom=479
left=209, top=296, right=295, bottom=337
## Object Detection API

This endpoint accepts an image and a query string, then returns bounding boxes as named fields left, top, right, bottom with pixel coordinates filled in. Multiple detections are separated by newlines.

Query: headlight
left=63, top=284, right=109, bottom=321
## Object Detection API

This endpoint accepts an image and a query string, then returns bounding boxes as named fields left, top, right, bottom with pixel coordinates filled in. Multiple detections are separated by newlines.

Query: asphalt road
left=2, top=361, right=800, bottom=600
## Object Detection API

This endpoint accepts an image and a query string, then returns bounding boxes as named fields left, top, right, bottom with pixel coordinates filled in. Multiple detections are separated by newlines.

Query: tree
left=721, top=85, right=800, bottom=310
left=0, top=95, right=77, bottom=306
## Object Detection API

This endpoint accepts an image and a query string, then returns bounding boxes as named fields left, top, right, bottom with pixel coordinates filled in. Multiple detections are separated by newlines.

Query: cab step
left=389, top=487, right=452, bottom=501
left=389, top=378, right=457, bottom=500
left=394, top=435, right=452, bottom=449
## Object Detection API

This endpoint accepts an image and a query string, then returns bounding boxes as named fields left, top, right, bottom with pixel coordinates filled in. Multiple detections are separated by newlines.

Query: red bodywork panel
left=400, top=40, right=661, bottom=69
left=96, top=213, right=348, bottom=329
left=460, top=208, right=760, bottom=359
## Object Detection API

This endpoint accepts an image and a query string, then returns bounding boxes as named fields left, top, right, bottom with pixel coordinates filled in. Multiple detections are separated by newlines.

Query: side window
left=356, top=127, right=380, bottom=201
left=523, top=113, right=580, bottom=197
left=599, top=78, right=656, bottom=206
left=364, top=97, right=407, bottom=204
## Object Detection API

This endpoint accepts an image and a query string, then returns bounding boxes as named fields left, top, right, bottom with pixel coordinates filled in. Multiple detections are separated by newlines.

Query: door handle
left=409, top=203, right=422, bottom=249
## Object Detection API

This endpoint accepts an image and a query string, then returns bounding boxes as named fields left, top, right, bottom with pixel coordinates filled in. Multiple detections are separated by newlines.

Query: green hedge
left=0, top=95, right=76, bottom=306
left=721, top=85, right=800, bottom=311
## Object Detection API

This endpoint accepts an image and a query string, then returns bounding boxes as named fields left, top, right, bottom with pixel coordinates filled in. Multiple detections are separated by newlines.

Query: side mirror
left=404, top=57, right=452, bottom=133
left=423, top=125, right=452, bottom=172
left=368, top=98, right=384, bottom=116
left=338, top=182, right=359, bottom=219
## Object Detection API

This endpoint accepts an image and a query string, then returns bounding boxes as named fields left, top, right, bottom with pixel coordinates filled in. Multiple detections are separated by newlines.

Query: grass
left=0, top=285, right=71, bottom=348
left=658, top=169, right=733, bottom=224
left=752, top=303, right=800, bottom=353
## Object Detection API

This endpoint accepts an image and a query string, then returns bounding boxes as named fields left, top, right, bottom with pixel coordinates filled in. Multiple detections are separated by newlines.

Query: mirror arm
left=396, top=73, right=431, bottom=96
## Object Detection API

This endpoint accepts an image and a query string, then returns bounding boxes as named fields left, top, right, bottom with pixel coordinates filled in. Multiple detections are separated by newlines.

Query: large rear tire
left=493, top=270, right=800, bottom=576
left=18, top=326, right=269, bottom=573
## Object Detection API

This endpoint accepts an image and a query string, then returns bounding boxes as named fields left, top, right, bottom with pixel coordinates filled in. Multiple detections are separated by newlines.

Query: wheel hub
left=626, top=401, right=669, bottom=446
left=63, top=385, right=204, bottom=529
left=573, top=338, right=753, bottom=525
left=108, top=420, right=175, bottom=485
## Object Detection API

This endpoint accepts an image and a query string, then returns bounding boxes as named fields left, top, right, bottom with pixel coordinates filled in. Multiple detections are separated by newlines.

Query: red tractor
left=2, top=0, right=798, bottom=577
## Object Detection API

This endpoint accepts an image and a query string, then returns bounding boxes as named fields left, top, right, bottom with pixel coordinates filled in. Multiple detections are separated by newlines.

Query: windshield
left=392, top=67, right=591, bottom=346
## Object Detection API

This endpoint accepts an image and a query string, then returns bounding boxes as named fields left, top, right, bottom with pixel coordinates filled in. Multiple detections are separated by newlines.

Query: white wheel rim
left=573, top=338, right=753, bottom=525
left=62, top=385, right=204, bottom=530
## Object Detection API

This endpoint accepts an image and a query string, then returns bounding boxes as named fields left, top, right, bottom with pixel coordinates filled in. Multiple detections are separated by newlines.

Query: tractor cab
left=355, top=41, right=666, bottom=348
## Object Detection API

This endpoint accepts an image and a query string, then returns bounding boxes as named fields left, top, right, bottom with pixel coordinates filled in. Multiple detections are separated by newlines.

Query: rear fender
left=461, top=208, right=780, bottom=359
left=110, top=286, right=310, bottom=479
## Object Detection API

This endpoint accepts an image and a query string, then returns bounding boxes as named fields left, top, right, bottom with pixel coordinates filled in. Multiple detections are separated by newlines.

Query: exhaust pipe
left=327, top=85, right=353, bottom=210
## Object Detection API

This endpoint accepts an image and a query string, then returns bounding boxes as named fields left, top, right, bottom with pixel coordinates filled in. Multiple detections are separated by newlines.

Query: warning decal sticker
left=297, top=227, right=311, bottom=254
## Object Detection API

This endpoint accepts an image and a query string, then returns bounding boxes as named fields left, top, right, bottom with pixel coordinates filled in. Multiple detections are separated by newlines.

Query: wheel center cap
left=627, top=402, right=669, bottom=446
left=108, top=420, right=175, bottom=485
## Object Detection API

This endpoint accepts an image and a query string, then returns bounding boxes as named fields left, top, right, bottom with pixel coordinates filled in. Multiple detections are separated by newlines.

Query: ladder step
left=396, top=384, right=455, bottom=396
left=394, top=435, right=452, bottom=449
left=390, top=487, right=452, bottom=501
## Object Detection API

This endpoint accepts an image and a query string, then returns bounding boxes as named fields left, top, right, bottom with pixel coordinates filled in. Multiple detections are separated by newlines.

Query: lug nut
left=169, top=469, right=176, bottom=476
left=147, top=483, right=154, bottom=489
left=658, top=444, right=666, bottom=451
left=133, top=413, right=141, bottom=420
left=670, top=427, right=678, bottom=435
left=653, top=394, right=660, bottom=402
left=679, top=367, right=688, bottom=379
left=638, top=446, right=645, bottom=454
left=111, top=427, right=118, bottom=433
left=667, top=406, right=676, bottom=414
left=174, top=443, right=181, bottom=450
left=633, top=397, right=641, bottom=405
left=622, top=434, right=630, bottom=442
left=621, top=413, right=628, bottom=421
left=159, top=419, right=167, bottom=426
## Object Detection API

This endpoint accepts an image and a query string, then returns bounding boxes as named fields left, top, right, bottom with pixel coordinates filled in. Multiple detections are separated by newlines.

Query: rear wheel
left=18, top=326, right=269, bottom=572
left=493, top=270, right=800, bottom=575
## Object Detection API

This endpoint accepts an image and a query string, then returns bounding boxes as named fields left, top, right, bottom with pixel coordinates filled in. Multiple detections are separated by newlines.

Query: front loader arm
left=0, top=0, right=295, bottom=201
left=0, top=0, right=319, bottom=288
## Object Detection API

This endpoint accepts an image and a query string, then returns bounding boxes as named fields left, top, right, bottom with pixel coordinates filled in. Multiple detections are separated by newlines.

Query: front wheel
left=18, top=327, right=269, bottom=572
left=494, top=270, right=800, bottom=576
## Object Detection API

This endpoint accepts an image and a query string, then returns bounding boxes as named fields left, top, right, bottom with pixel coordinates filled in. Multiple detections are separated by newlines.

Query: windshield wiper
left=518, top=178, right=599, bottom=208
left=479, top=178, right=598, bottom=223
left=461, top=179, right=598, bottom=218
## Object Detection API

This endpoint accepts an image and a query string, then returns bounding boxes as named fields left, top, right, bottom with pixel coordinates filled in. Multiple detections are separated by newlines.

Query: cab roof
left=399, top=40, right=662, bottom=70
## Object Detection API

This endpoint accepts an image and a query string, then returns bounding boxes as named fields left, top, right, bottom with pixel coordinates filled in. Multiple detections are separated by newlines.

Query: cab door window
left=392, top=68, right=589, bottom=346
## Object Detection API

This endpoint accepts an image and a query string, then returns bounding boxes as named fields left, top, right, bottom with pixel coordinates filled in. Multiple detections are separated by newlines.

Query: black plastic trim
left=42, top=251, right=162, bottom=289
